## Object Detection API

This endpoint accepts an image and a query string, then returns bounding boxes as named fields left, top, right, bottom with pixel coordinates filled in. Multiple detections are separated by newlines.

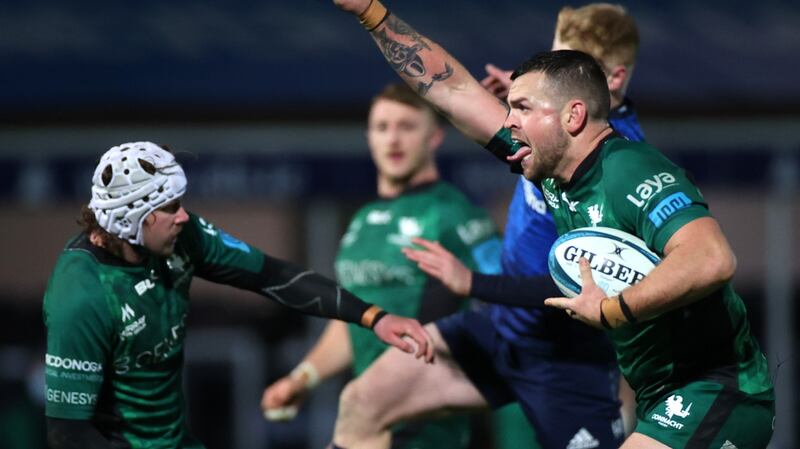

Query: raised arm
left=334, top=0, right=508, bottom=145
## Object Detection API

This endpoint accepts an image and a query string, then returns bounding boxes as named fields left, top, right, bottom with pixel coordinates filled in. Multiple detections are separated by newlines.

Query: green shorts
left=635, top=381, right=774, bottom=449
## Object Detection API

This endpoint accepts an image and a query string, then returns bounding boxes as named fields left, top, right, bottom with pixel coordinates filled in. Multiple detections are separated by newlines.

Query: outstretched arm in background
left=480, top=63, right=513, bottom=99
left=262, top=320, right=352, bottom=420
left=403, top=237, right=562, bottom=307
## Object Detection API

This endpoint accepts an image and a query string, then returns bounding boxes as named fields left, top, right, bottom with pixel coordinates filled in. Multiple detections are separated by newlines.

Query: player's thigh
left=347, top=323, right=488, bottom=422
left=621, top=432, right=671, bottom=449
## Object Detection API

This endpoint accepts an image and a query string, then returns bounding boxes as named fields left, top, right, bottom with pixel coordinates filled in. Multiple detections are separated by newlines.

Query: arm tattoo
left=374, top=15, right=455, bottom=96
left=375, top=28, right=427, bottom=78
left=417, top=63, right=453, bottom=95
left=384, top=15, right=431, bottom=51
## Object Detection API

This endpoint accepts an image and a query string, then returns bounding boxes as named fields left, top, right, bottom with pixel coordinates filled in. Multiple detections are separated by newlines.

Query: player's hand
left=261, top=375, right=307, bottom=421
left=332, top=0, right=371, bottom=15
left=373, top=315, right=435, bottom=363
left=402, top=237, right=472, bottom=296
left=480, top=64, right=513, bottom=99
left=544, top=258, right=606, bottom=329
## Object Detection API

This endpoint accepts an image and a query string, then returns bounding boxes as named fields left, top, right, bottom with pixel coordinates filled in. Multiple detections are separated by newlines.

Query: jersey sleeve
left=43, top=253, right=113, bottom=420
left=607, top=146, right=711, bottom=253
left=180, top=213, right=266, bottom=285
left=181, top=212, right=372, bottom=324
left=484, top=127, right=523, bottom=174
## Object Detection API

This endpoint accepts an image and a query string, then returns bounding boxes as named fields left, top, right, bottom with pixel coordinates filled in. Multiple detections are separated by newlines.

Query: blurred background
left=0, top=0, right=798, bottom=448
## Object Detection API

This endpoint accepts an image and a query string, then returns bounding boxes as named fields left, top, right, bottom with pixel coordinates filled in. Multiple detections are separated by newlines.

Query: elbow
left=709, top=247, right=737, bottom=286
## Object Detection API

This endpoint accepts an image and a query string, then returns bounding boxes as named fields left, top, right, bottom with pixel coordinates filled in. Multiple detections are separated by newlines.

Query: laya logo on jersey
left=626, top=172, right=677, bottom=207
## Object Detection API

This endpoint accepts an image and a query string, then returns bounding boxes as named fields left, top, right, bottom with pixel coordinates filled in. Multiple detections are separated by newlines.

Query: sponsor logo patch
left=46, top=388, right=98, bottom=406
left=626, top=172, right=677, bottom=208
left=566, top=428, right=599, bottom=449
left=651, top=394, right=693, bottom=430
left=648, top=192, right=692, bottom=228
left=220, top=230, right=250, bottom=253
left=45, top=354, right=103, bottom=373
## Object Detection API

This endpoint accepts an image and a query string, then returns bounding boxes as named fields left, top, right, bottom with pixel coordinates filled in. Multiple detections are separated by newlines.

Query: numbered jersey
left=538, top=135, right=773, bottom=408
left=43, top=213, right=264, bottom=449
left=336, top=181, right=501, bottom=375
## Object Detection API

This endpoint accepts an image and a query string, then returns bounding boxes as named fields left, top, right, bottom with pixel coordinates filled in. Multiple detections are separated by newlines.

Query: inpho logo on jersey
left=648, top=192, right=691, bottom=228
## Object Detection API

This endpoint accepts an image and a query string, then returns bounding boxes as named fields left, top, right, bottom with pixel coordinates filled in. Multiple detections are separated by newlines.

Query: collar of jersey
left=377, top=180, right=440, bottom=201
left=559, top=131, right=621, bottom=191
left=68, top=232, right=148, bottom=268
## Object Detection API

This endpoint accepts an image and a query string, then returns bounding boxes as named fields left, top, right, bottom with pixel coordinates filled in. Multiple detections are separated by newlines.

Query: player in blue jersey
left=327, top=2, right=644, bottom=449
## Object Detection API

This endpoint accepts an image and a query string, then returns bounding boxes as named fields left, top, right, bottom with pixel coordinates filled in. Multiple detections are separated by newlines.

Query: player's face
left=504, top=72, right=570, bottom=183
left=141, top=199, right=189, bottom=257
left=367, top=99, right=440, bottom=184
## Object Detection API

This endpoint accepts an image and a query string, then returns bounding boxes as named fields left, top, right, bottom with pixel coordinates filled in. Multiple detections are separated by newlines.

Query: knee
left=339, top=378, right=378, bottom=422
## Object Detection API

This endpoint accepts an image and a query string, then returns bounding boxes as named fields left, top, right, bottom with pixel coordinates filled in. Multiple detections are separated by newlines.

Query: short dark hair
left=511, top=50, right=610, bottom=121
left=370, top=83, right=442, bottom=125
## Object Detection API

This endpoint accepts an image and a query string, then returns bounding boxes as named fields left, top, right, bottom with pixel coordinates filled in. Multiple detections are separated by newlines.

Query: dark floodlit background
left=0, top=1, right=797, bottom=448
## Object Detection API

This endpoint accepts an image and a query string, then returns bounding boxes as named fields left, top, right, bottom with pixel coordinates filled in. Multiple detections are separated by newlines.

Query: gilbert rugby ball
left=548, top=227, right=660, bottom=298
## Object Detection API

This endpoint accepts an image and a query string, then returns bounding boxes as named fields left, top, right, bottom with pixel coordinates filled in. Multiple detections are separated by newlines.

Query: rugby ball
left=548, top=227, right=660, bottom=298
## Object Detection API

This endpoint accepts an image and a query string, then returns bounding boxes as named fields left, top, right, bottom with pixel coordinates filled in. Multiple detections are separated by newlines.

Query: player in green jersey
left=43, top=141, right=434, bottom=449
left=260, top=84, right=501, bottom=449
left=514, top=51, right=774, bottom=449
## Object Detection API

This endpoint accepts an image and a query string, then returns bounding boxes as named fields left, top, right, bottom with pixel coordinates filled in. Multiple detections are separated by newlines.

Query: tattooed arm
left=334, top=0, right=508, bottom=145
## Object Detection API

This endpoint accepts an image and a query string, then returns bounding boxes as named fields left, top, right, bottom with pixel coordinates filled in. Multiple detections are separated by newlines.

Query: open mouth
left=387, top=150, right=405, bottom=163
left=512, top=139, right=533, bottom=168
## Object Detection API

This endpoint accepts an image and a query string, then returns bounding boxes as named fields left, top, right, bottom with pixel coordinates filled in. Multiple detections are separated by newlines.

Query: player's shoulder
left=428, top=181, right=485, bottom=215
left=45, top=235, right=112, bottom=322
left=601, top=137, right=680, bottom=183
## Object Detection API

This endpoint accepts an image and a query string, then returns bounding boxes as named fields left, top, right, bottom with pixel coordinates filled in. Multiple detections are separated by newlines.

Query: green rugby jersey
left=45, top=213, right=278, bottom=448
left=336, top=181, right=501, bottom=449
left=336, top=182, right=501, bottom=373
left=494, top=129, right=772, bottom=410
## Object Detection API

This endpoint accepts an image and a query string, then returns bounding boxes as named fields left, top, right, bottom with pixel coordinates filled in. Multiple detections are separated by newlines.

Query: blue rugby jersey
left=487, top=99, right=645, bottom=351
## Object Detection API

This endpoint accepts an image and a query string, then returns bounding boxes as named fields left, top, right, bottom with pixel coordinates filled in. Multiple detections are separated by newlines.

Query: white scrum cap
left=89, top=142, right=187, bottom=245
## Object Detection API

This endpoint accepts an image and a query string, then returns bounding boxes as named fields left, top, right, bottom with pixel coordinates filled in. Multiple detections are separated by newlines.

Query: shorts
left=436, top=309, right=624, bottom=449
left=636, top=381, right=774, bottom=449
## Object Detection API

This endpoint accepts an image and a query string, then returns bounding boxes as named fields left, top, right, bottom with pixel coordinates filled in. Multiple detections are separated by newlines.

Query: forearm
left=301, top=320, right=353, bottom=382
left=256, top=254, right=375, bottom=326
left=609, top=218, right=736, bottom=323
left=470, top=273, right=562, bottom=307
left=47, top=418, right=112, bottom=449
left=364, top=11, right=507, bottom=144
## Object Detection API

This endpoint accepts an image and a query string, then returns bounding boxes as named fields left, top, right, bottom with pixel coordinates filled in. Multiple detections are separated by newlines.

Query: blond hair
left=555, top=3, right=639, bottom=69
